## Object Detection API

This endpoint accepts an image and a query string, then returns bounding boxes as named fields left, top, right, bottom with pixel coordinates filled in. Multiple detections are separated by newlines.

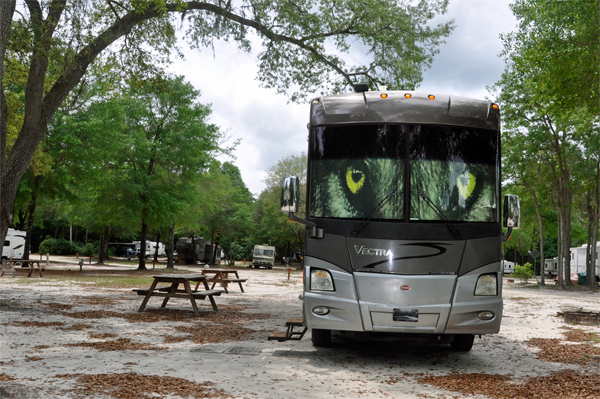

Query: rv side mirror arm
left=288, top=212, right=316, bottom=228
left=288, top=213, right=323, bottom=239
left=502, top=227, right=512, bottom=243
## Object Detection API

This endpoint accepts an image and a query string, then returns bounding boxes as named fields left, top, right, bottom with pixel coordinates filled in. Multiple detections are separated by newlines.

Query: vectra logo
left=354, top=245, right=392, bottom=257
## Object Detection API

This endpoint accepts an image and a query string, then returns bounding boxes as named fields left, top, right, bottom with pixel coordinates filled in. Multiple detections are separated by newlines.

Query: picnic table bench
left=196, top=268, right=247, bottom=293
left=1, top=260, right=44, bottom=277
left=133, top=274, right=223, bottom=315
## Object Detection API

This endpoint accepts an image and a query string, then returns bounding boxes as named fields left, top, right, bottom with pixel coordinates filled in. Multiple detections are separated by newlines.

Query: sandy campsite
left=1, top=256, right=599, bottom=399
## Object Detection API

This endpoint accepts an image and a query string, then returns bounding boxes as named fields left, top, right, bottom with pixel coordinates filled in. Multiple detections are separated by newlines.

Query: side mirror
left=503, top=194, right=520, bottom=229
left=281, top=176, right=300, bottom=214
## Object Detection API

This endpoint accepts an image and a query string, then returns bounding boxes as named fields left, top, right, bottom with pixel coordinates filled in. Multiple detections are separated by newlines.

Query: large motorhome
left=2, top=229, right=26, bottom=260
left=251, top=244, right=276, bottom=269
left=270, top=86, right=520, bottom=352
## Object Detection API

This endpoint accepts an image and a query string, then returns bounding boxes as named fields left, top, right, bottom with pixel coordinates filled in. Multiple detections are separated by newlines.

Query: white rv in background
left=2, top=229, right=26, bottom=260
left=133, top=241, right=166, bottom=258
left=570, top=242, right=600, bottom=280
left=502, top=260, right=515, bottom=274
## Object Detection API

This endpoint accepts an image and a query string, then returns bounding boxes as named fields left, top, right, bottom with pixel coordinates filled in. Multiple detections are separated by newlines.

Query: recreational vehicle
left=270, top=86, right=520, bottom=352
left=2, top=229, right=26, bottom=260
left=251, top=244, right=276, bottom=269
left=502, top=260, right=515, bottom=274
left=176, top=238, right=222, bottom=264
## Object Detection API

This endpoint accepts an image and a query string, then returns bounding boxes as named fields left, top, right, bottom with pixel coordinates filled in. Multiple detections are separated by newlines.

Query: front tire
left=311, top=329, right=331, bottom=347
left=450, top=334, right=474, bottom=352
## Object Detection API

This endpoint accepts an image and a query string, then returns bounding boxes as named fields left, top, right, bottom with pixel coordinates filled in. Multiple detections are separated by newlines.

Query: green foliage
left=38, top=238, right=81, bottom=256
left=492, top=0, right=599, bottom=281
left=513, top=263, right=534, bottom=283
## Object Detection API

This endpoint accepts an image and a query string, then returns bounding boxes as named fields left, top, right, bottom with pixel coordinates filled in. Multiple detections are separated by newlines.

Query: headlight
left=310, top=269, right=334, bottom=291
left=475, top=274, right=497, bottom=296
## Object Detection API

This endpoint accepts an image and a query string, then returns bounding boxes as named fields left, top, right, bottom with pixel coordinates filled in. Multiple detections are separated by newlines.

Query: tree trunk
left=102, top=226, right=111, bottom=260
left=22, top=176, right=41, bottom=260
left=528, top=187, right=545, bottom=286
left=191, top=233, right=197, bottom=264
left=138, top=220, right=148, bottom=270
left=153, top=231, right=160, bottom=262
left=0, top=0, right=17, bottom=253
left=557, top=213, right=564, bottom=288
left=98, top=230, right=105, bottom=265
left=587, top=164, right=600, bottom=288
left=166, top=222, right=175, bottom=269
left=210, top=230, right=216, bottom=265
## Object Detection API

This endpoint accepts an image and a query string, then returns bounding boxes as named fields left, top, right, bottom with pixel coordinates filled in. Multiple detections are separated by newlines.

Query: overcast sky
left=171, top=0, right=518, bottom=197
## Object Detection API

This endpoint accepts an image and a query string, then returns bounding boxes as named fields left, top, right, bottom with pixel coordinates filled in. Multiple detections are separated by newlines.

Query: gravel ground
left=0, top=257, right=599, bottom=398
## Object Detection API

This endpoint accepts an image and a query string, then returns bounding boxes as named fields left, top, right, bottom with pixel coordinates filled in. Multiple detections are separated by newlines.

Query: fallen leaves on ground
left=521, top=327, right=600, bottom=365
left=0, top=374, right=16, bottom=381
left=9, top=321, right=65, bottom=328
left=174, top=323, right=265, bottom=344
left=526, top=338, right=600, bottom=364
left=88, top=332, right=118, bottom=339
left=419, top=369, right=600, bottom=399
left=42, top=302, right=74, bottom=310
left=561, top=327, right=600, bottom=343
left=56, top=372, right=233, bottom=399
left=67, top=338, right=165, bottom=352
left=24, top=357, right=44, bottom=362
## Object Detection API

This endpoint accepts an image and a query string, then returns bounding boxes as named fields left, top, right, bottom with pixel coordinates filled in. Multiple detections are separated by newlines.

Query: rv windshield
left=309, top=124, right=498, bottom=222
left=309, top=124, right=406, bottom=220
left=410, top=125, right=498, bottom=222
left=254, top=248, right=274, bottom=257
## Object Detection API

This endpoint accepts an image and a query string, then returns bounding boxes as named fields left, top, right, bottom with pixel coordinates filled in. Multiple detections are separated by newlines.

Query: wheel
left=450, top=334, right=474, bottom=352
left=311, top=329, right=331, bottom=347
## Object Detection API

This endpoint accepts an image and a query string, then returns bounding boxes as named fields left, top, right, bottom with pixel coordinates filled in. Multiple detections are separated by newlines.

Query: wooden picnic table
left=196, top=268, right=247, bottom=293
left=1, top=259, right=44, bottom=277
left=132, top=274, right=223, bottom=316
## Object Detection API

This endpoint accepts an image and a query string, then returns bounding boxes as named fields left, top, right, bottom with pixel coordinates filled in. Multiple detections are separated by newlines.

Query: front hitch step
left=268, top=317, right=307, bottom=342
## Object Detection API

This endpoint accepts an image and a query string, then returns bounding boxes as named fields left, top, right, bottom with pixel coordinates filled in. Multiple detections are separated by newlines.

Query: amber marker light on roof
left=380, top=93, right=388, bottom=99
left=428, top=95, right=435, bottom=100
left=404, top=93, right=412, bottom=99
left=492, top=103, right=499, bottom=109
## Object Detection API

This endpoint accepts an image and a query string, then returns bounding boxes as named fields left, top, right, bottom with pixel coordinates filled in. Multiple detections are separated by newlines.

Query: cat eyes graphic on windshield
left=346, top=167, right=365, bottom=194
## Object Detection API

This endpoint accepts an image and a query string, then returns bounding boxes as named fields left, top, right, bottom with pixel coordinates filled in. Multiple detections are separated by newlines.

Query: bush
left=513, top=263, right=533, bottom=283
left=38, top=238, right=83, bottom=256
left=80, top=242, right=98, bottom=257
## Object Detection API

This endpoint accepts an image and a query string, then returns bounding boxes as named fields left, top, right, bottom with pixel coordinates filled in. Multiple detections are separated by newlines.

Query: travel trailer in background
left=545, top=242, right=600, bottom=282
left=2, top=229, right=26, bottom=260
left=502, top=260, right=515, bottom=274
left=570, top=242, right=600, bottom=281
left=133, top=241, right=166, bottom=258
left=251, top=244, right=276, bottom=269
left=176, top=238, right=223, bottom=264
left=544, top=257, right=559, bottom=278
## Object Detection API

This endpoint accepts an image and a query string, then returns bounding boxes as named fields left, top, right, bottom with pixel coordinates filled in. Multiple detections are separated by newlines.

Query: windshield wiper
left=418, top=192, right=463, bottom=239
left=352, top=189, right=398, bottom=236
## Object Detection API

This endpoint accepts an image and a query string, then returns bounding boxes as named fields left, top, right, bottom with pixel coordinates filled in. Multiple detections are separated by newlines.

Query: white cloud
left=169, top=1, right=518, bottom=195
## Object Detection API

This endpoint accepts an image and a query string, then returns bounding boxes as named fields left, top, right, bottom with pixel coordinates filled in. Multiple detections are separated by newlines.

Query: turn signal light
left=380, top=93, right=388, bottom=99
left=492, top=103, right=499, bottom=109
left=404, top=93, right=412, bottom=99
left=428, top=95, right=435, bottom=100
